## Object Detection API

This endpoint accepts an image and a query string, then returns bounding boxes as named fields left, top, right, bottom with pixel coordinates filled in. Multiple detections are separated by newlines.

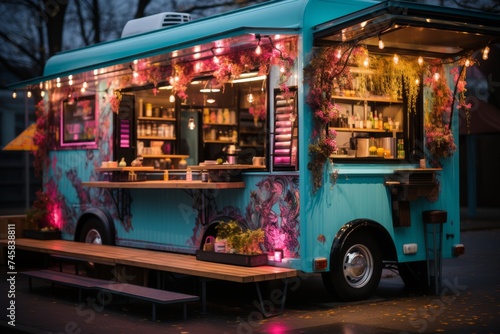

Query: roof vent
left=121, top=12, right=192, bottom=38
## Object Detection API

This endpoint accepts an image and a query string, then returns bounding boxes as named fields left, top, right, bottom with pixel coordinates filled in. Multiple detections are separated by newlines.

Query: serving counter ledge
left=82, top=180, right=246, bottom=189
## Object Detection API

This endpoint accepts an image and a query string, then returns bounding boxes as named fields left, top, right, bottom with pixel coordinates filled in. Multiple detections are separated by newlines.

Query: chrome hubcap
left=342, top=243, right=373, bottom=288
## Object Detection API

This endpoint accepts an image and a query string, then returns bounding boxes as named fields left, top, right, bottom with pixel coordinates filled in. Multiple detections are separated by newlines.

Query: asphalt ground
left=1, top=208, right=498, bottom=334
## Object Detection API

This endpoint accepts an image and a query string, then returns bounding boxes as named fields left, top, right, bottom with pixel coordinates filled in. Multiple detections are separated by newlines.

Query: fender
left=330, top=219, right=397, bottom=269
left=74, top=208, right=116, bottom=245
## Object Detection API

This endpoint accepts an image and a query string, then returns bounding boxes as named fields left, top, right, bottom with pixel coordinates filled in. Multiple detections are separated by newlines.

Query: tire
left=398, top=260, right=429, bottom=293
left=78, top=217, right=112, bottom=245
left=324, top=233, right=382, bottom=301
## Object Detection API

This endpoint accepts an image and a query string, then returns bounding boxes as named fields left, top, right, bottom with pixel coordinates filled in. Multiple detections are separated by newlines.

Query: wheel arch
left=74, top=208, right=116, bottom=245
left=330, top=219, right=397, bottom=268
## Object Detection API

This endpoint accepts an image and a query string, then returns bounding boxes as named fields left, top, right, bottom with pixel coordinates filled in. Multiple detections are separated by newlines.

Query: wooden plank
left=97, top=283, right=199, bottom=304
left=82, top=181, right=246, bottom=189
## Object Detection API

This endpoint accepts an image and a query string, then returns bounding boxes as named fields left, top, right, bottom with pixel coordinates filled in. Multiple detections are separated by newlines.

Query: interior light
left=465, top=59, right=471, bottom=67
left=247, top=88, right=254, bottom=103
left=231, top=74, right=266, bottom=83
left=418, top=56, right=424, bottom=66
left=415, top=78, right=420, bottom=85
left=207, top=98, right=215, bottom=104
left=255, top=34, right=262, bottom=55
left=40, top=90, right=45, bottom=97
left=378, top=36, right=385, bottom=50
left=169, top=95, right=175, bottom=103
left=482, top=46, right=490, bottom=60
left=393, top=54, right=399, bottom=65
left=363, top=57, right=369, bottom=68
left=434, top=72, right=440, bottom=81
left=188, top=117, right=196, bottom=130
left=81, top=87, right=85, bottom=93
left=27, top=90, right=32, bottom=98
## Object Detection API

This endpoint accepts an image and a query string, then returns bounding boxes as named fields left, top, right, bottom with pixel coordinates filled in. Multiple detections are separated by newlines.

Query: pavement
left=0, top=208, right=498, bottom=334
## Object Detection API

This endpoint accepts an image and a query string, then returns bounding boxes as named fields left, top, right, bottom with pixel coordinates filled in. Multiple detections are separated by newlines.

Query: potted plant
left=24, top=190, right=61, bottom=240
left=196, top=221, right=267, bottom=266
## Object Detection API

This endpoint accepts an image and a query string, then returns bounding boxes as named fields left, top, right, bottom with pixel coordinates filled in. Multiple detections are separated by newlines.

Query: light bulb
left=363, top=58, right=369, bottom=68
left=378, top=37, right=384, bottom=50
left=393, top=54, right=399, bottom=65
left=247, top=93, right=254, bottom=103
left=465, top=59, right=470, bottom=67
left=169, top=95, right=175, bottom=103
left=27, top=91, right=32, bottom=98
left=188, top=117, right=195, bottom=130
left=418, top=56, right=424, bottom=66
left=255, top=45, right=261, bottom=55
left=12, top=90, right=17, bottom=99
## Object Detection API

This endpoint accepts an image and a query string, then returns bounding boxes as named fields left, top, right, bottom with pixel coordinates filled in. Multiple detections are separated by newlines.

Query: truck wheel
left=398, top=260, right=429, bottom=293
left=324, top=233, right=382, bottom=301
left=79, top=217, right=112, bottom=245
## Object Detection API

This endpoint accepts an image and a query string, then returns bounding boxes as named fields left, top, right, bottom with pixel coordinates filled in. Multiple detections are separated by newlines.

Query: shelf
left=332, top=95, right=402, bottom=103
left=138, top=117, right=176, bottom=121
left=333, top=127, right=402, bottom=133
left=141, top=154, right=189, bottom=159
left=204, top=140, right=237, bottom=144
left=204, top=122, right=237, bottom=126
left=137, top=136, right=176, bottom=140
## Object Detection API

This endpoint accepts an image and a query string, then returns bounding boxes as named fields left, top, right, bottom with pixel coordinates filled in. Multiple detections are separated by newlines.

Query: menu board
left=273, top=87, right=298, bottom=170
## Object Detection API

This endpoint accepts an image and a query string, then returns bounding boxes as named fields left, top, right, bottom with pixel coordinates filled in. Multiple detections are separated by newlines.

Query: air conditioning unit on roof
left=121, top=12, right=192, bottom=38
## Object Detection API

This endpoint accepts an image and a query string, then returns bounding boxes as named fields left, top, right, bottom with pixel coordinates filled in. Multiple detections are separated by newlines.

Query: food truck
left=10, top=0, right=500, bottom=301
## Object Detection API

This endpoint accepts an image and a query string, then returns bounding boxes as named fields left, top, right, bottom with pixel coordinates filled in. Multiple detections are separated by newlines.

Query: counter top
left=82, top=180, right=246, bottom=189
left=96, top=167, right=155, bottom=172
left=189, top=164, right=266, bottom=170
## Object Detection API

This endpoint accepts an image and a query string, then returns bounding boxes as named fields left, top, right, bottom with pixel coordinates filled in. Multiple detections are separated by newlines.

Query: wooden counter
left=82, top=180, right=246, bottom=189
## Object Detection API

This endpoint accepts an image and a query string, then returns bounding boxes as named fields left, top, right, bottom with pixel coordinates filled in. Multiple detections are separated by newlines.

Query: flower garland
left=423, top=66, right=457, bottom=166
left=248, top=91, right=266, bottom=124
left=304, top=46, right=350, bottom=192
left=32, top=100, right=51, bottom=177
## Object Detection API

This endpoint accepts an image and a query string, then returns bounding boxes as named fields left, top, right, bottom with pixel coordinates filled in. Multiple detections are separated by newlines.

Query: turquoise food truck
left=10, top=0, right=500, bottom=301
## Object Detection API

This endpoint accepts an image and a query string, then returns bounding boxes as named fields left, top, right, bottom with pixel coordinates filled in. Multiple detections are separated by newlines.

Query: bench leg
left=152, top=303, right=156, bottom=321
left=255, top=279, right=289, bottom=317
left=200, top=278, right=207, bottom=314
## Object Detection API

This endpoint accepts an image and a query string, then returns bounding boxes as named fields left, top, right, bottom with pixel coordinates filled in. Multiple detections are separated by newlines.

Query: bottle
left=378, top=113, right=383, bottom=130
left=163, top=170, right=169, bottom=181
left=186, top=167, right=192, bottom=181
left=119, top=157, right=126, bottom=167
left=373, top=113, right=378, bottom=130
left=388, top=117, right=394, bottom=131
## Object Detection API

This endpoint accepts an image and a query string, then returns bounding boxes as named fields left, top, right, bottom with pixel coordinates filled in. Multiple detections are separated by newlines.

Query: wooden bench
left=21, top=269, right=110, bottom=303
left=20, top=269, right=199, bottom=320
left=4, top=239, right=297, bottom=317
left=97, top=282, right=199, bottom=320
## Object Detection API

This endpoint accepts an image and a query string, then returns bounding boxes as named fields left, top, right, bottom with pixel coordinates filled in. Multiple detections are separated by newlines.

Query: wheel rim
left=342, top=243, right=373, bottom=289
left=85, top=228, right=102, bottom=244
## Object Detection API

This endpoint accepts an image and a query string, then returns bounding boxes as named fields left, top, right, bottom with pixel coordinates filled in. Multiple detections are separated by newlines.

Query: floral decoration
left=308, top=129, right=337, bottom=191
left=32, top=100, right=52, bottom=177
left=26, top=189, right=59, bottom=231
left=424, top=65, right=457, bottom=166
left=248, top=92, right=267, bottom=124
left=304, top=46, right=350, bottom=192
left=109, top=90, right=122, bottom=114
